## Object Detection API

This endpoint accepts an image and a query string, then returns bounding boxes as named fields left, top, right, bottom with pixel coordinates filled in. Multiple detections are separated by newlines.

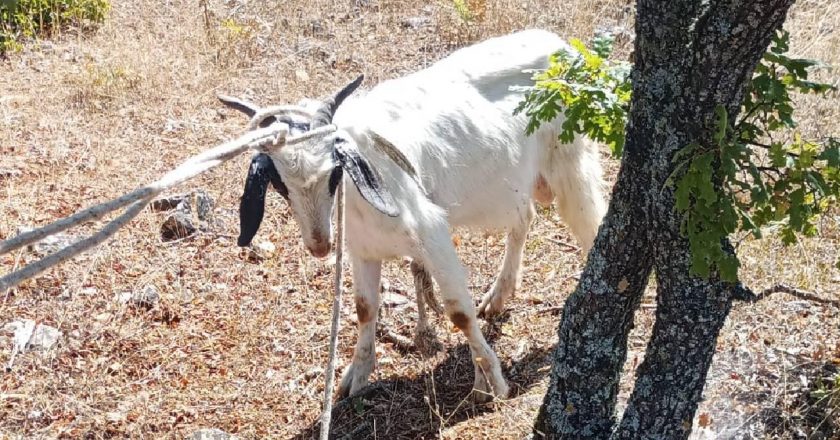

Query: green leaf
left=769, top=142, right=787, bottom=167
left=714, top=105, right=728, bottom=143
left=591, top=31, right=615, bottom=58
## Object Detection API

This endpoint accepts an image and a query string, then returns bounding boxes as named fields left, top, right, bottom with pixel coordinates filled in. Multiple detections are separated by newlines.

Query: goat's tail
left=537, top=135, right=607, bottom=254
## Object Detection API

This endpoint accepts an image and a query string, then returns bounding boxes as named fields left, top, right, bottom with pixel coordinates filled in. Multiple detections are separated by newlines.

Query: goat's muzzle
left=308, top=232, right=332, bottom=258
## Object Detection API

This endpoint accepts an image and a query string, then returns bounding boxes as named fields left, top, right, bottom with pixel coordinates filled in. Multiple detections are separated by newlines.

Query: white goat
left=219, top=29, right=606, bottom=401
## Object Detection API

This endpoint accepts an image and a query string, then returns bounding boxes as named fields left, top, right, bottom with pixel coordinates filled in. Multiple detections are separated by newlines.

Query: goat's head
left=218, top=75, right=398, bottom=258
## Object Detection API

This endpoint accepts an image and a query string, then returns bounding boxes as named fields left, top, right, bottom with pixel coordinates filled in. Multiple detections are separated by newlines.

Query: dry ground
left=1, top=0, right=838, bottom=439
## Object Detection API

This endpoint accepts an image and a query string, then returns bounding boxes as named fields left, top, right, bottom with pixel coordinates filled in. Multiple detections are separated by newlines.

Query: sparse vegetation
left=68, top=61, right=141, bottom=108
left=0, top=0, right=109, bottom=52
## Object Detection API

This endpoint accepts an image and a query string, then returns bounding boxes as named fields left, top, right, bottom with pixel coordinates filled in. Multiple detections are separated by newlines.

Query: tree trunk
left=536, top=0, right=796, bottom=438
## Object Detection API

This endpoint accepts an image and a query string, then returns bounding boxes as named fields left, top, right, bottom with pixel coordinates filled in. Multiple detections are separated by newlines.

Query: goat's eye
left=328, top=166, right=343, bottom=196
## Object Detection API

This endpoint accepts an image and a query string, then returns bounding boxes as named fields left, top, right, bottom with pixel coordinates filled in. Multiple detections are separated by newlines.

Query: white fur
left=267, top=29, right=607, bottom=400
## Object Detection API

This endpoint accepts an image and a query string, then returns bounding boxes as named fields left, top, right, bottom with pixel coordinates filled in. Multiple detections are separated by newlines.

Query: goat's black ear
left=332, top=138, right=399, bottom=217
left=238, top=154, right=288, bottom=246
left=217, top=95, right=277, bottom=128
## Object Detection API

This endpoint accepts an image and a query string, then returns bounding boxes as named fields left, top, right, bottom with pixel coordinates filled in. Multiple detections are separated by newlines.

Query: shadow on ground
left=739, top=361, right=839, bottom=439
left=293, top=322, right=554, bottom=440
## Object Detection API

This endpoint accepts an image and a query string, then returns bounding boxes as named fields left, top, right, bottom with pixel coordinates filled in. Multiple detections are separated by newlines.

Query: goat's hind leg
left=410, top=260, right=442, bottom=356
left=338, top=257, right=382, bottom=398
left=478, top=203, right=534, bottom=319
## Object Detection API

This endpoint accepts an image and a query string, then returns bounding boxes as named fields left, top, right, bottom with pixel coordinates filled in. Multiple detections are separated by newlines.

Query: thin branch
left=376, top=324, right=415, bottom=351
left=545, top=237, right=580, bottom=251
left=737, top=101, right=769, bottom=125
left=739, top=283, right=839, bottom=307
left=756, top=166, right=782, bottom=176
left=744, top=140, right=800, bottom=157
left=319, top=178, right=345, bottom=440
left=745, top=140, right=773, bottom=149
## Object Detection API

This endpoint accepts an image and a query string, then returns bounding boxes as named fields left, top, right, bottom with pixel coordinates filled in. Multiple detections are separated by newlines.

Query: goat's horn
left=312, top=74, right=364, bottom=128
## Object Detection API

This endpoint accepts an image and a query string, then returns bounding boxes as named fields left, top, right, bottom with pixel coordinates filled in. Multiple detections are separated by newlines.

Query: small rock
left=106, top=411, right=125, bottom=422
left=94, top=312, right=112, bottom=322
left=188, top=428, right=237, bottom=440
left=256, top=241, right=276, bottom=254
left=4, top=319, right=62, bottom=351
left=401, top=16, right=432, bottom=29
left=163, top=119, right=183, bottom=133
left=308, top=19, right=325, bottom=36
left=153, top=191, right=215, bottom=239
left=150, top=195, right=186, bottom=212
left=17, top=227, right=76, bottom=256
left=303, top=366, right=323, bottom=381
left=57, top=287, right=97, bottom=301
left=31, top=324, right=61, bottom=350
left=117, top=285, right=160, bottom=308
left=193, top=190, right=214, bottom=222
left=294, top=69, right=310, bottom=82
left=0, top=166, right=21, bottom=180
left=160, top=209, right=196, bottom=241
left=382, top=292, right=409, bottom=308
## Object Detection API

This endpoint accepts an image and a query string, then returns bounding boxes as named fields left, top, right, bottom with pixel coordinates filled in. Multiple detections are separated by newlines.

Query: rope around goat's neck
left=319, top=177, right=344, bottom=440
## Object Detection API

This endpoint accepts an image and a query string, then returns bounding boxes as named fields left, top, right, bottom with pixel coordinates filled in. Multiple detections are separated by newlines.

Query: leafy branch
left=513, top=33, right=631, bottom=157
left=516, top=29, right=839, bottom=282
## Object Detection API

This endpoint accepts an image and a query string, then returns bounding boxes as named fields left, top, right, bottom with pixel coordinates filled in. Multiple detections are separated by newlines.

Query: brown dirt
left=1, top=0, right=838, bottom=439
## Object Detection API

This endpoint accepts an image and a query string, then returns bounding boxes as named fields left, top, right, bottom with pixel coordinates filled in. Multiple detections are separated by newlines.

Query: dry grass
left=0, top=0, right=838, bottom=438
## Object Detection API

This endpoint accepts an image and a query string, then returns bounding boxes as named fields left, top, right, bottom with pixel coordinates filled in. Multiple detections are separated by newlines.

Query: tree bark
left=536, top=0, right=796, bottom=438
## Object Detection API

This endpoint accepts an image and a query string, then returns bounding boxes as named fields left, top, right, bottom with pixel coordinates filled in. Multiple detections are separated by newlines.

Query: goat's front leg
left=478, top=203, right=534, bottom=319
left=338, top=257, right=382, bottom=398
left=417, top=224, right=509, bottom=402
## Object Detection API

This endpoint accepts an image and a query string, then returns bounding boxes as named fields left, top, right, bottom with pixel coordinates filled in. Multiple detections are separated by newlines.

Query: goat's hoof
left=336, top=383, right=350, bottom=401
left=469, top=384, right=508, bottom=403
left=470, top=389, right=493, bottom=404
left=338, top=363, right=371, bottom=399
left=471, top=374, right=509, bottom=403
left=414, top=327, right=442, bottom=357
left=477, top=295, right=505, bottom=320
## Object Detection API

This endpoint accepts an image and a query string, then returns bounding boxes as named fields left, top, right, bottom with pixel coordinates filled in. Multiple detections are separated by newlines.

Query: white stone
left=188, top=429, right=237, bottom=440
left=4, top=319, right=61, bottom=351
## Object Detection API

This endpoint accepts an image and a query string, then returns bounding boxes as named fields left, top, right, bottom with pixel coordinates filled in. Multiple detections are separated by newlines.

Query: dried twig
left=545, top=237, right=580, bottom=251
left=319, top=177, right=345, bottom=440
left=376, top=324, right=415, bottom=351
left=747, top=283, right=840, bottom=307
left=535, top=304, right=564, bottom=315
